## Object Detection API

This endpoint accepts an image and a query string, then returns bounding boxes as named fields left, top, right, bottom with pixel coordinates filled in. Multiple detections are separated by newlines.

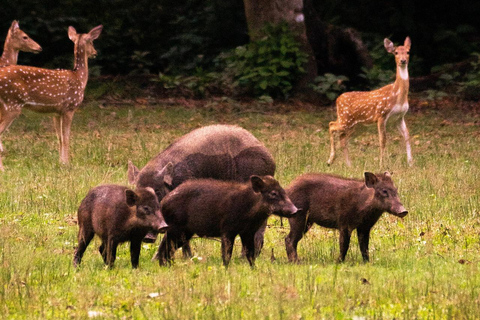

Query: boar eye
left=142, top=206, right=153, bottom=215
left=269, top=191, right=279, bottom=199
left=381, top=190, right=389, bottom=197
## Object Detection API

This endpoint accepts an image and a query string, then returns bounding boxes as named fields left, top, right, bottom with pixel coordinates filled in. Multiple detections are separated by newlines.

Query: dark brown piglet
left=73, top=185, right=168, bottom=268
left=157, top=175, right=297, bottom=268
left=285, top=172, right=407, bottom=263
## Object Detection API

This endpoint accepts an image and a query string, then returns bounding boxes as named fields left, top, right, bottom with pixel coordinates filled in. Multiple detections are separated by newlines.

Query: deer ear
left=404, top=36, right=411, bottom=50
left=88, top=25, right=103, bottom=40
left=127, top=160, right=140, bottom=185
left=364, top=172, right=379, bottom=188
left=125, top=189, right=139, bottom=207
left=10, top=20, right=19, bottom=32
left=68, top=26, right=78, bottom=42
left=250, top=175, right=265, bottom=193
left=384, top=38, right=395, bottom=53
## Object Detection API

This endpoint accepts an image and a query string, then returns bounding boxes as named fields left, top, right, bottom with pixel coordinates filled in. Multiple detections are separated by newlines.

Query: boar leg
left=130, top=238, right=142, bottom=268
left=253, top=221, right=267, bottom=257
left=181, top=241, right=193, bottom=258
left=357, top=227, right=371, bottom=262
left=338, top=227, right=352, bottom=262
left=106, top=239, right=118, bottom=268
left=158, top=232, right=178, bottom=266
left=73, top=228, right=94, bottom=267
left=285, top=212, right=308, bottom=263
left=157, top=234, right=171, bottom=266
left=99, top=242, right=107, bottom=264
left=221, top=234, right=236, bottom=268
left=158, top=229, right=191, bottom=266
left=240, top=232, right=256, bottom=268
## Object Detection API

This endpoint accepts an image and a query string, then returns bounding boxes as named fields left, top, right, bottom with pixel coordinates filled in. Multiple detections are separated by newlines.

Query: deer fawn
left=0, top=20, right=42, bottom=67
left=0, top=25, right=102, bottom=170
left=327, top=37, right=413, bottom=167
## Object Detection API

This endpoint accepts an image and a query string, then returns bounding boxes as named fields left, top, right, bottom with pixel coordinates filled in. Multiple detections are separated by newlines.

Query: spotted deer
left=0, top=25, right=102, bottom=170
left=0, top=20, right=42, bottom=68
left=327, top=37, right=412, bottom=167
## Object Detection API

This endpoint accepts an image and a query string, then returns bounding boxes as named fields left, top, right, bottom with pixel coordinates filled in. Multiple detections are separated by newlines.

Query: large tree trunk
left=303, top=0, right=373, bottom=86
left=243, top=0, right=318, bottom=97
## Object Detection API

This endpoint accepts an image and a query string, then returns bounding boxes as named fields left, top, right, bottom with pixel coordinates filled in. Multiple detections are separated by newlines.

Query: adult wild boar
left=128, top=124, right=276, bottom=254
left=285, top=172, right=407, bottom=263
left=73, top=185, right=168, bottom=269
left=158, top=175, right=297, bottom=268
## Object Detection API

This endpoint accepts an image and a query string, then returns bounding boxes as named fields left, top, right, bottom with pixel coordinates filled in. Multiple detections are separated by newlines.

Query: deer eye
left=23, top=36, right=28, bottom=40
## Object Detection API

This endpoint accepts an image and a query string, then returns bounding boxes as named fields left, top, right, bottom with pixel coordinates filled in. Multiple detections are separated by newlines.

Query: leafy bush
left=457, top=52, right=480, bottom=99
left=358, top=65, right=395, bottom=89
left=223, top=21, right=308, bottom=98
left=156, top=68, right=220, bottom=97
left=311, top=73, right=348, bottom=101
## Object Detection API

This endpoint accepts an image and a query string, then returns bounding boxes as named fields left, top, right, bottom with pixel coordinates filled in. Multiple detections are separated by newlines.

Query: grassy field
left=0, top=98, right=479, bottom=319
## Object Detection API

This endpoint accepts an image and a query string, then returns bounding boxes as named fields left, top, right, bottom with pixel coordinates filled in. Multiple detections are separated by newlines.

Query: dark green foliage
left=155, top=69, right=220, bottom=98
left=312, top=0, right=480, bottom=75
left=223, top=22, right=308, bottom=98
left=1, top=0, right=479, bottom=86
left=311, top=73, right=348, bottom=101
left=0, top=0, right=247, bottom=75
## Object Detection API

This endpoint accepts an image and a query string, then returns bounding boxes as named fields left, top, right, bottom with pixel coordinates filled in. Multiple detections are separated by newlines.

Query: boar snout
left=279, top=201, right=298, bottom=216
left=288, top=203, right=298, bottom=215
left=393, top=205, right=408, bottom=218
left=155, top=211, right=169, bottom=233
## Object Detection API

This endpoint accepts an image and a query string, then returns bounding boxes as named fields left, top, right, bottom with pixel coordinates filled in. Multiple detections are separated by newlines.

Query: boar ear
left=384, top=38, right=395, bottom=53
left=250, top=175, right=265, bottom=193
left=384, top=171, right=392, bottom=179
left=125, top=189, right=139, bottom=207
left=364, top=172, right=379, bottom=188
left=127, top=160, right=139, bottom=185
left=159, top=162, right=174, bottom=187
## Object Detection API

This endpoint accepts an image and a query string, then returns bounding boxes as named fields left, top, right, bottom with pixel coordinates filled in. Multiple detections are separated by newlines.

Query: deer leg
left=397, top=118, right=413, bottom=166
left=377, top=119, right=387, bottom=167
left=52, top=116, right=61, bottom=154
left=327, top=121, right=338, bottom=165
left=59, top=111, right=75, bottom=165
left=339, top=131, right=351, bottom=167
left=0, top=111, right=21, bottom=171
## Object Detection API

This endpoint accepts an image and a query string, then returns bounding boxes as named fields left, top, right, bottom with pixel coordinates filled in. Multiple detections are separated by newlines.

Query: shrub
left=223, top=21, right=308, bottom=98
left=311, top=73, right=349, bottom=101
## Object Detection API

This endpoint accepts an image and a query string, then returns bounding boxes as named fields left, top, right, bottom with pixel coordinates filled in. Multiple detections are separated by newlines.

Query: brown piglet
left=158, top=175, right=297, bottom=268
left=73, top=185, right=168, bottom=268
left=285, top=172, right=407, bottom=263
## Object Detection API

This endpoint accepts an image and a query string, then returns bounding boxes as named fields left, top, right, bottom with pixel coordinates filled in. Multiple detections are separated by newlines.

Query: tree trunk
left=243, top=0, right=318, bottom=97
left=303, top=0, right=373, bottom=86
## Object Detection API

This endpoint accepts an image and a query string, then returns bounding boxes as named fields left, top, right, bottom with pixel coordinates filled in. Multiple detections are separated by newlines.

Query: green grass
left=0, top=101, right=479, bottom=319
